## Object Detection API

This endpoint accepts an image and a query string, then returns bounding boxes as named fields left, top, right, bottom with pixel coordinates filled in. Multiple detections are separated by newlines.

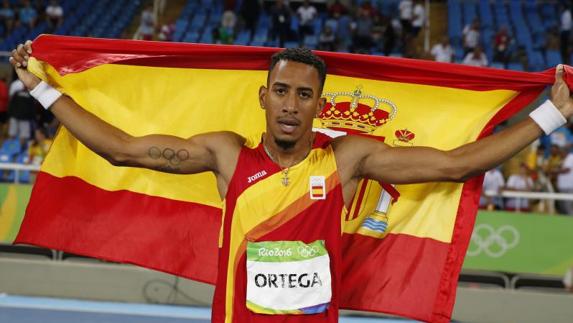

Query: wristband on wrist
left=529, top=100, right=567, bottom=135
left=29, top=81, right=62, bottom=110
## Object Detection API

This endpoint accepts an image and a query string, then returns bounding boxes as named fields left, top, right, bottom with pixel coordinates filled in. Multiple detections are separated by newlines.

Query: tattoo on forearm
left=148, top=146, right=191, bottom=171
left=148, top=147, right=161, bottom=159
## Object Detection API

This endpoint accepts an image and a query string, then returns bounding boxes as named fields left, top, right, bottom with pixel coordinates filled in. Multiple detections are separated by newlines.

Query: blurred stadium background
left=0, top=0, right=573, bottom=322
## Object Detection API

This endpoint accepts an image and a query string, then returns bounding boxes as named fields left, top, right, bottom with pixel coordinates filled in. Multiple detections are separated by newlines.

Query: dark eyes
left=274, top=88, right=312, bottom=99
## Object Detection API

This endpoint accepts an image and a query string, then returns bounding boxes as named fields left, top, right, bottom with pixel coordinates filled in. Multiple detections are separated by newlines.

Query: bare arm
left=9, top=41, right=244, bottom=178
left=336, top=66, right=573, bottom=187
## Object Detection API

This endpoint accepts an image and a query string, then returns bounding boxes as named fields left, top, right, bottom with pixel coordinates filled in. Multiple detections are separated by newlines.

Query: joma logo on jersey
left=247, top=170, right=267, bottom=183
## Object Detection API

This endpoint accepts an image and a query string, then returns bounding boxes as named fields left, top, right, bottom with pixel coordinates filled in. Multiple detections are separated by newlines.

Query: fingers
left=9, top=41, right=33, bottom=68
left=555, top=64, right=565, bottom=84
left=24, top=40, right=33, bottom=54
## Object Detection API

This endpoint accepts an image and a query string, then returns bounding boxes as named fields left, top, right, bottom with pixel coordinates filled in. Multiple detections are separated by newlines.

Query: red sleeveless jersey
left=212, top=133, right=345, bottom=323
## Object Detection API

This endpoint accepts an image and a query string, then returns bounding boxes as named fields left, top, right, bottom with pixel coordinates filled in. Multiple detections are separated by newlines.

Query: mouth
left=277, top=118, right=301, bottom=134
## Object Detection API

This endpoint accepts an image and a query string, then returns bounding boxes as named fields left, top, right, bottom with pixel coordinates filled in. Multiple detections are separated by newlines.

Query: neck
left=263, top=132, right=314, bottom=168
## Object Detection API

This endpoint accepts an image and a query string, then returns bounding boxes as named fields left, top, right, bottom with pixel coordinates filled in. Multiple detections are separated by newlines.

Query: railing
left=483, top=190, right=573, bottom=214
left=0, top=163, right=40, bottom=184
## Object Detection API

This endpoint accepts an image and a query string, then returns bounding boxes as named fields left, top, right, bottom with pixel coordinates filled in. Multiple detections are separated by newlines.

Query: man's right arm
left=9, top=41, right=244, bottom=177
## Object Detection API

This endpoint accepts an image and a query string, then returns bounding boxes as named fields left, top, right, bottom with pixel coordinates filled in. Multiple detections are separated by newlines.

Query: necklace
left=263, top=143, right=291, bottom=186
left=262, top=139, right=312, bottom=187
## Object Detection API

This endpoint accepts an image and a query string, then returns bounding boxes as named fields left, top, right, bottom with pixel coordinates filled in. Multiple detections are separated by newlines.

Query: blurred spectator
left=371, top=15, right=395, bottom=56
left=0, top=0, right=15, bottom=35
left=240, top=0, right=260, bottom=41
left=19, top=0, right=37, bottom=29
left=480, top=167, right=505, bottom=210
left=411, top=0, right=425, bottom=38
left=544, top=144, right=565, bottom=188
left=137, top=5, right=155, bottom=40
left=381, top=16, right=396, bottom=56
left=556, top=150, right=573, bottom=215
left=45, top=0, right=63, bottom=30
left=399, top=0, right=413, bottom=36
left=463, top=46, right=488, bottom=67
left=549, top=125, right=573, bottom=150
left=27, top=127, right=52, bottom=166
left=505, top=164, right=534, bottom=212
left=493, top=26, right=511, bottom=66
left=559, top=3, right=571, bottom=65
left=328, top=0, right=347, bottom=17
left=564, top=266, right=573, bottom=292
left=463, top=18, right=480, bottom=54
left=217, top=10, right=237, bottom=44
left=7, top=78, right=35, bottom=144
left=318, top=25, right=335, bottom=51
left=430, top=36, right=453, bottom=63
left=154, top=0, right=167, bottom=21
left=359, top=0, right=376, bottom=18
left=0, top=77, right=7, bottom=133
left=269, top=0, right=291, bottom=47
left=352, top=7, right=373, bottom=54
left=515, top=45, right=529, bottom=71
left=297, top=0, right=317, bottom=46
left=158, top=20, right=175, bottom=41
left=335, top=13, right=352, bottom=51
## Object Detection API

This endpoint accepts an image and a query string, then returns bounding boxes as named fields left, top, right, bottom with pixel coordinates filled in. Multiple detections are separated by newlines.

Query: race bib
left=246, top=240, right=332, bottom=315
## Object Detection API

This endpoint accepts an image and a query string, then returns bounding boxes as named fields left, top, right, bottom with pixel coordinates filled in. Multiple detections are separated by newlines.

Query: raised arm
left=336, top=66, right=572, bottom=189
left=9, top=41, right=244, bottom=181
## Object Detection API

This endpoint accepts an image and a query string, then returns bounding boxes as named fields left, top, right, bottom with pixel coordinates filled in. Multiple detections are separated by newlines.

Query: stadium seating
left=448, top=0, right=561, bottom=70
left=0, top=0, right=140, bottom=52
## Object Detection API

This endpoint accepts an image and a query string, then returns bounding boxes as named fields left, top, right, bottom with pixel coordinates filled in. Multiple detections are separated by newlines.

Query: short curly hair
left=268, top=48, right=327, bottom=91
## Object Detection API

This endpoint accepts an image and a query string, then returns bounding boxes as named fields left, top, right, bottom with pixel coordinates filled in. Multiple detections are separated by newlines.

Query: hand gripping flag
left=4, top=35, right=572, bottom=322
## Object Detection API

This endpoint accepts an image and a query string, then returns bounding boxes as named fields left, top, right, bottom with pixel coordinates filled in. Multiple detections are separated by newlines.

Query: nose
left=282, top=92, right=298, bottom=114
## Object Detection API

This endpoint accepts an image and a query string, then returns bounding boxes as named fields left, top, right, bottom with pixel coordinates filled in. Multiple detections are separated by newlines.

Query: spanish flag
left=6, top=35, right=570, bottom=322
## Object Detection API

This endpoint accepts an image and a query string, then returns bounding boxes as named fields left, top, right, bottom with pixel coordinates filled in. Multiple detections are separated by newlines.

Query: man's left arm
left=354, top=65, right=573, bottom=185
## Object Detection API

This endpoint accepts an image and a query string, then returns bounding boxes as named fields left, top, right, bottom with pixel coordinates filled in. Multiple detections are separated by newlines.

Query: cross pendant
left=281, top=174, right=289, bottom=186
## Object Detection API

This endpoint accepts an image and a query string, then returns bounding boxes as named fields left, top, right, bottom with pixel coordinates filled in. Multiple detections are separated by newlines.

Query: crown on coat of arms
left=319, top=86, right=397, bottom=134
left=393, top=129, right=416, bottom=146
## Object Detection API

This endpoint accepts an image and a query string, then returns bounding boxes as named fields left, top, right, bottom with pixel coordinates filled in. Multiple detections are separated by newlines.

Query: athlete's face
left=259, top=60, right=325, bottom=148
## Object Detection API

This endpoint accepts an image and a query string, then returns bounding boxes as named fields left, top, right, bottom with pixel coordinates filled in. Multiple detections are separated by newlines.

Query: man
left=45, top=0, right=64, bottom=30
left=137, top=5, right=155, bottom=40
left=269, top=0, right=291, bottom=48
left=479, top=167, right=505, bottom=210
left=462, top=46, right=488, bottom=67
left=10, top=42, right=573, bottom=322
left=560, top=3, right=571, bottom=65
left=430, top=36, right=454, bottom=63
left=297, top=0, right=317, bottom=46
left=411, top=0, right=425, bottom=37
left=463, top=18, right=480, bottom=55
left=557, top=149, right=573, bottom=215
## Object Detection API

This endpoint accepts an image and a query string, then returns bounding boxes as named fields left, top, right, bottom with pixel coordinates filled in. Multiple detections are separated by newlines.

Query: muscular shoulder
left=196, top=131, right=245, bottom=152
left=193, top=131, right=245, bottom=173
left=331, top=135, right=389, bottom=181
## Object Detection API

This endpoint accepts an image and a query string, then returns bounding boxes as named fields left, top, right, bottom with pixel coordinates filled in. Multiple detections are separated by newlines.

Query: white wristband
left=529, top=100, right=567, bottom=135
left=29, top=81, right=62, bottom=110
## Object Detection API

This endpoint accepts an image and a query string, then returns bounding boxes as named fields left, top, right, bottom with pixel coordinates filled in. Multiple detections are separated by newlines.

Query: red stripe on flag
left=340, top=233, right=449, bottom=322
left=30, top=35, right=571, bottom=92
left=16, top=172, right=221, bottom=284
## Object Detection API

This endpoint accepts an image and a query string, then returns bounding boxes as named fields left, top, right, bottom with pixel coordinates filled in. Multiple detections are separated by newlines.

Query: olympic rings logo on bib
left=297, top=245, right=319, bottom=258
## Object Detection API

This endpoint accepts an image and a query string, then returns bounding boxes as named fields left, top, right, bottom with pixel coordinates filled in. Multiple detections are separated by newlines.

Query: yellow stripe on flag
left=30, top=58, right=517, bottom=243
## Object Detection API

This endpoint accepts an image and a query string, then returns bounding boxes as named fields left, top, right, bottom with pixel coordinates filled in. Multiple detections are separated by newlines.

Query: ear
left=259, top=85, right=267, bottom=109
left=316, top=96, right=326, bottom=117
